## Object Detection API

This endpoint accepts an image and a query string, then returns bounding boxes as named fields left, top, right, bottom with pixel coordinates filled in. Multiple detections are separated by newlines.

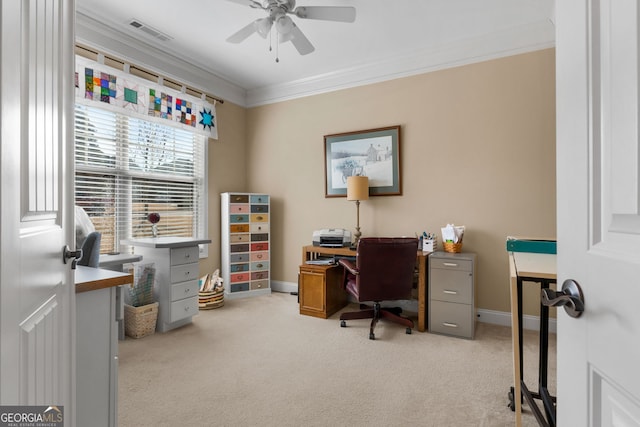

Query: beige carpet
left=118, top=292, right=556, bottom=426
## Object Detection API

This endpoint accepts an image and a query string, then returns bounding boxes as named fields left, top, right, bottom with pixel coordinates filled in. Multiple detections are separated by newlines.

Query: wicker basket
left=124, top=302, right=158, bottom=339
left=443, top=241, right=463, bottom=253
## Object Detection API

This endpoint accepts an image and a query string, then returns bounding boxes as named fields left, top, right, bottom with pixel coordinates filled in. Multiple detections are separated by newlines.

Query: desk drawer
left=171, top=280, right=199, bottom=301
left=170, top=246, right=199, bottom=266
left=170, top=263, right=199, bottom=283
left=430, top=257, right=473, bottom=272
left=430, top=300, right=474, bottom=339
left=430, top=269, right=473, bottom=304
left=170, top=296, right=198, bottom=323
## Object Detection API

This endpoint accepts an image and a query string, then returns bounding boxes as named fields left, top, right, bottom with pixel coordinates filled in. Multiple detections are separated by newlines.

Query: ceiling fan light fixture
left=275, top=15, right=293, bottom=34
left=255, top=17, right=273, bottom=38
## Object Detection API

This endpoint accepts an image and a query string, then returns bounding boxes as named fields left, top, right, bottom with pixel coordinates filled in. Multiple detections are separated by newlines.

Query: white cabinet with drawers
left=221, top=193, right=271, bottom=299
left=122, top=237, right=211, bottom=332
left=428, top=251, right=476, bottom=339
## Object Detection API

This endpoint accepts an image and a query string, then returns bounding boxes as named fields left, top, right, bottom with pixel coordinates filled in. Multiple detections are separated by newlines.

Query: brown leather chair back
left=354, top=237, right=418, bottom=302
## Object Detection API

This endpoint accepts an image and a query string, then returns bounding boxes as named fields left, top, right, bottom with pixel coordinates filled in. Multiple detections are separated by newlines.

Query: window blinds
left=75, top=104, right=206, bottom=253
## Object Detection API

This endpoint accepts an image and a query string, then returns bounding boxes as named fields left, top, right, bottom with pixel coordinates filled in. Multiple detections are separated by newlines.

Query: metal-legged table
left=508, top=252, right=557, bottom=427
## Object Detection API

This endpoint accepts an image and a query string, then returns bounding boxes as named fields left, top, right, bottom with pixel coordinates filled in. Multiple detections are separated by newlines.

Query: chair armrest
left=338, top=258, right=358, bottom=275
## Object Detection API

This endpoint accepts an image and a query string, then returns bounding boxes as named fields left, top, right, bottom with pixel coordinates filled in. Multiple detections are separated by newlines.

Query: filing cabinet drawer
left=170, top=296, right=198, bottom=323
left=231, top=243, right=250, bottom=253
left=251, top=271, right=269, bottom=281
left=231, top=272, right=250, bottom=283
left=230, top=214, right=249, bottom=223
left=251, top=213, right=268, bottom=222
left=170, top=263, right=199, bottom=283
left=230, top=224, right=250, bottom=233
left=251, top=260, right=269, bottom=271
left=230, top=263, right=249, bottom=273
left=170, top=246, right=199, bottom=266
left=429, top=300, right=474, bottom=339
left=430, top=257, right=473, bottom=272
left=251, top=233, right=269, bottom=242
left=230, top=282, right=250, bottom=293
left=229, top=194, right=249, bottom=203
left=250, top=251, right=268, bottom=262
left=229, top=204, right=249, bottom=214
left=231, top=234, right=250, bottom=243
left=250, top=194, right=269, bottom=204
left=250, top=223, right=269, bottom=233
left=251, top=242, right=269, bottom=251
left=430, top=269, right=473, bottom=304
left=251, top=280, right=269, bottom=290
left=171, top=280, right=199, bottom=301
left=230, top=253, right=249, bottom=263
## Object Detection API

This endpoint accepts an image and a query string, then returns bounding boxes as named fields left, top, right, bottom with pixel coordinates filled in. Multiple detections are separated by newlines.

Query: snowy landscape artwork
left=324, top=126, right=401, bottom=197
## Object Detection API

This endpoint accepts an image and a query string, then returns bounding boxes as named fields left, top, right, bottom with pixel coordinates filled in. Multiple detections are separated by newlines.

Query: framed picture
left=324, top=125, right=401, bottom=197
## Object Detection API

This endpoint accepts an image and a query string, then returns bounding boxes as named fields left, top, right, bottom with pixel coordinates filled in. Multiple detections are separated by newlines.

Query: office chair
left=77, top=231, right=102, bottom=268
left=338, top=237, right=418, bottom=340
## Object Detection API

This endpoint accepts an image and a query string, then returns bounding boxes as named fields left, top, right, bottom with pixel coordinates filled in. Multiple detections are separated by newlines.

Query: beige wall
left=199, top=101, right=247, bottom=277
left=244, top=49, right=556, bottom=315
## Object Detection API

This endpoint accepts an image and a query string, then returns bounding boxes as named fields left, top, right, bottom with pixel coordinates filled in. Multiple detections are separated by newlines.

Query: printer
left=312, top=228, right=352, bottom=247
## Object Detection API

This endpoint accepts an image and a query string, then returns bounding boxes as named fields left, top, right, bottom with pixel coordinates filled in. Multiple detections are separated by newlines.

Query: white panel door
left=0, top=0, right=76, bottom=423
left=557, top=0, right=640, bottom=425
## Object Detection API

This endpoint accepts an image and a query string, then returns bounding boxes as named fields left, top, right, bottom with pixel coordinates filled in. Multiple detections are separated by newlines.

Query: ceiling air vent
left=128, top=19, right=173, bottom=42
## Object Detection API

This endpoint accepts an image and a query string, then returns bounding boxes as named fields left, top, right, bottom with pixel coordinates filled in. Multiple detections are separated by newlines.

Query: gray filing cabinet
left=428, top=251, right=476, bottom=339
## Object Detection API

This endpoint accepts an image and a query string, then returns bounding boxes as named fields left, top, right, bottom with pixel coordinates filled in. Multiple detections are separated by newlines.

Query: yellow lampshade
left=346, top=176, right=369, bottom=201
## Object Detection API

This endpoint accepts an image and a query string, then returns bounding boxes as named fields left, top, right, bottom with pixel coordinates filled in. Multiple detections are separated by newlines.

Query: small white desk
left=509, top=252, right=557, bottom=427
left=121, top=237, right=211, bottom=332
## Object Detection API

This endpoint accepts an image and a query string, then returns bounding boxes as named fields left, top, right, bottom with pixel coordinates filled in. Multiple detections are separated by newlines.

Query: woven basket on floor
left=443, top=241, right=463, bottom=253
left=124, top=302, right=158, bottom=339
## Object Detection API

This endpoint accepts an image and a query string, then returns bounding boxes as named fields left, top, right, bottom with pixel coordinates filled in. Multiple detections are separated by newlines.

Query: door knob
left=63, top=245, right=83, bottom=269
left=541, top=279, right=584, bottom=318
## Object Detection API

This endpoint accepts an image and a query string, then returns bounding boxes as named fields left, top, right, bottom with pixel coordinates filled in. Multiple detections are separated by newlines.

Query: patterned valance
left=75, top=56, right=218, bottom=139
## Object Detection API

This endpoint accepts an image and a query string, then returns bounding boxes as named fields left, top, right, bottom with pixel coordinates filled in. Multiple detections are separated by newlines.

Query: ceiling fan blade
left=226, top=20, right=259, bottom=43
left=293, top=6, right=356, bottom=23
left=226, top=0, right=264, bottom=9
left=289, top=24, right=315, bottom=55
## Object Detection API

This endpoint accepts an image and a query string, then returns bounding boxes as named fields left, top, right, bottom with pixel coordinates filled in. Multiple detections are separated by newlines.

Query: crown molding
left=246, top=21, right=555, bottom=107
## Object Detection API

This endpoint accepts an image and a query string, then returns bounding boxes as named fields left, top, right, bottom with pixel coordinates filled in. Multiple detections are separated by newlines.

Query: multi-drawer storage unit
left=221, top=193, right=271, bottom=299
left=428, top=251, right=476, bottom=339
left=121, top=237, right=211, bottom=332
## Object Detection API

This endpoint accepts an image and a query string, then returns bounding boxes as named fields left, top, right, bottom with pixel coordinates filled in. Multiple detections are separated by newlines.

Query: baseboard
left=476, top=308, right=557, bottom=333
left=271, top=281, right=556, bottom=333
left=271, top=280, right=298, bottom=294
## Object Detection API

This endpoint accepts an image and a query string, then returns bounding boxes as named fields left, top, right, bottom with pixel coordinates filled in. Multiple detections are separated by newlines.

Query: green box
left=506, top=237, right=556, bottom=254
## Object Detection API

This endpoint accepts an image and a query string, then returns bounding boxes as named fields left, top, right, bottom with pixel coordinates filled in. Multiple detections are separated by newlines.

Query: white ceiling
left=75, top=0, right=555, bottom=107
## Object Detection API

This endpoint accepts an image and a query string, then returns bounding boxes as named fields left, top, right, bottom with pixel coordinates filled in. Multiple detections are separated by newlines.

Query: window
left=74, top=104, right=207, bottom=254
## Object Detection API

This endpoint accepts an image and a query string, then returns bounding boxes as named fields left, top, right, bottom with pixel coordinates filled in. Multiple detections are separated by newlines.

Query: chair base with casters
left=340, top=302, right=414, bottom=340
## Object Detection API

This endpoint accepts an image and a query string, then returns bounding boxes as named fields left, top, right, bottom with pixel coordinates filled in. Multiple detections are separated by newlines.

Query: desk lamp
left=347, top=175, right=369, bottom=248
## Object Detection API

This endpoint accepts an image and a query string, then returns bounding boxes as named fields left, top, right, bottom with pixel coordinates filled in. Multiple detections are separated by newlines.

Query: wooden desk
left=508, top=252, right=557, bottom=427
left=76, top=265, right=133, bottom=292
left=75, top=266, right=133, bottom=427
left=301, top=245, right=430, bottom=332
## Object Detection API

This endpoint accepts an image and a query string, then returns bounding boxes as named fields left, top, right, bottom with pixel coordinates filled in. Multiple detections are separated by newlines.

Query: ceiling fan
left=226, top=0, right=356, bottom=57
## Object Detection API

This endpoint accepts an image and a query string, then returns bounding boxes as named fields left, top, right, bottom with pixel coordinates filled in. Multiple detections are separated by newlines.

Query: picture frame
left=324, top=125, right=401, bottom=197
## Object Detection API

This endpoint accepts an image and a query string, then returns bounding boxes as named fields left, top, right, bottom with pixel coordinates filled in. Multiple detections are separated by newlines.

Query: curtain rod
left=75, top=44, right=224, bottom=105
